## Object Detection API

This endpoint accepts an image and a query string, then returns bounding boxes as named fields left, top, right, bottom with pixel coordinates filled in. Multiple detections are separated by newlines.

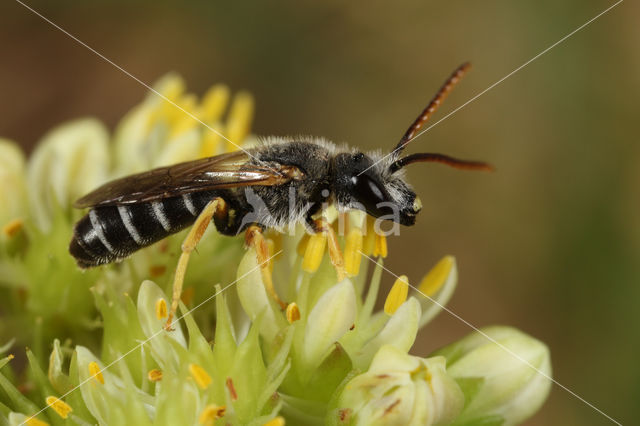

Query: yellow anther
left=88, top=362, right=104, bottom=384
left=189, top=363, right=212, bottom=390
left=266, top=238, right=276, bottom=274
left=296, top=233, right=311, bottom=257
left=151, top=76, right=186, bottom=127
left=7, top=354, right=14, bottom=361
left=419, top=256, right=454, bottom=297
left=201, top=84, right=230, bottom=123
left=362, top=217, right=376, bottom=256
left=200, top=125, right=223, bottom=157
left=155, top=298, right=168, bottom=320
left=286, top=303, right=301, bottom=324
left=2, top=218, right=23, bottom=237
left=225, top=92, right=254, bottom=151
left=160, top=75, right=185, bottom=102
left=373, top=233, right=388, bottom=258
left=147, top=369, right=163, bottom=382
left=263, top=416, right=285, bottom=426
left=302, top=232, right=327, bottom=273
left=384, top=275, right=409, bottom=315
left=344, top=228, right=363, bottom=277
left=199, top=404, right=226, bottom=424
left=25, top=417, right=49, bottom=426
left=170, top=94, right=199, bottom=136
left=267, top=232, right=283, bottom=257
left=45, top=396, right=72, bottom=419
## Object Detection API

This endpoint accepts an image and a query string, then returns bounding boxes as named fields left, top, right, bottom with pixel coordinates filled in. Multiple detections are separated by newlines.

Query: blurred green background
left=1, top=0, right=638, bottom=424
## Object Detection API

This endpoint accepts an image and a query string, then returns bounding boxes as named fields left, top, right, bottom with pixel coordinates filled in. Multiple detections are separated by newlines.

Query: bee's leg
left=165, top=197, right=226, bottom=330
left=245, top=225, right=287, bottom=310
left=309, top=217, right=347, bottom=282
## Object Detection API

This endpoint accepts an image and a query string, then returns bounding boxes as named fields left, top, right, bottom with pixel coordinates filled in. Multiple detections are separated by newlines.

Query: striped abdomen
left=69, top=192, right=215, bottom=268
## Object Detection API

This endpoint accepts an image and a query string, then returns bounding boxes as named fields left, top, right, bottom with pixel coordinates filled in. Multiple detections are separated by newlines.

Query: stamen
left=384, top=275, right=409, bottom=315
left=147, top=76, right=184, bottom=131
left=362, top=217, right=376, bottom=256
left=419, top=256, right=454, bottom=296
left=344, top=228, right=363, bottom=277
left=263, top=416, right=285, bottom=426
left=25, top=417, right=49, bottom=426
left=2, top=218, right=23, bottom=237
left=296, top=234, right=311, bottom=257
left=201, top=84, right=230, bottom=124
left=226, top=377, right=238, bottom=400
left=373, top=234, right=388, bottom=258
left=266, top=238, right=276, bottom=274
left=225, top=92, right=254, bottom=152
left=170, top=94, right=198, bottom=136
left=45, top=396, right=72, bottom=419
left=199, top=404, right=226, bottom=424
left=88, top=362, right=104, bottom=384
left=155, top=298, right=168, bottom=320
left=189, top=363, right=212, bottom=390
left=266, top=230, right=283, bottom=251
left=200, top=125, right=222, bottom=158
left=286, top=303, right=301, bottom=324
left=147, top=369, right=163, bottom=382
left=302, top=233, right=327, bottom=273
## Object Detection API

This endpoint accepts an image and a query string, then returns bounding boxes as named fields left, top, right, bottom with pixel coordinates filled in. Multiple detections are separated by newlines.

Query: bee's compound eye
left=321, top=189, right=330, bottom=198
left=351, top=175, right=388, bottom=215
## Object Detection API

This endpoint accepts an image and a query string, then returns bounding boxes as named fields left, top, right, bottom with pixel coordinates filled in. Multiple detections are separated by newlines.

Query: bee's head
left=331, top=63, right=493, bottom=225
left=332, top=152, right=421, bottom=226
left=333, top=63, right=493, bottom=225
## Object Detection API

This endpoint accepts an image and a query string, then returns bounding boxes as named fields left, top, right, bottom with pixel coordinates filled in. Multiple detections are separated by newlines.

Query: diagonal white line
left=358, top=251, right=622, bottom=425
left=13, top=0, right=267, bottom=166
left=23, top=250, right=282, bottom=426
left=359, top=0, right=624, bottom=176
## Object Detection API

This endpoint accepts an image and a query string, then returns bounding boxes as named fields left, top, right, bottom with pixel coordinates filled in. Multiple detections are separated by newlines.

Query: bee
left=70, top=62, right=491, bottom=326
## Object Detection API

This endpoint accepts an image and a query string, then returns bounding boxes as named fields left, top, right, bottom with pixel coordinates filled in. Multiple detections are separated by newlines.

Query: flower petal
left=303, top=279, right=356, bottom=369
left=236, top=248, right=286, bottom=342
left=353, top=297, right=421, bottom=370
left=136, top=280, right=187, bottom=370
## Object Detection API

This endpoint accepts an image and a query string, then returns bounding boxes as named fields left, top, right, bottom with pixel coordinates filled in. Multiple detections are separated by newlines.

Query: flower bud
left=335, top=345, right=464, bottom=425
left=432, top=326, right=552, bottom=425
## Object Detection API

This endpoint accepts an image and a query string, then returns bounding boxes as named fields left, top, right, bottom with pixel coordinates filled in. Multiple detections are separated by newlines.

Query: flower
left=431, top=326, right=552, bottom=426
left=0, top=74, right=551, bottom=425
left=333, top=345, right=464, bottom=425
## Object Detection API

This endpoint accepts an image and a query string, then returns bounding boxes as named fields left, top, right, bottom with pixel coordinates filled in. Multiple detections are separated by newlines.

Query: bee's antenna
left=391, top=62, right=472, bottom=157
left=389, top=152, right=493, bottom=173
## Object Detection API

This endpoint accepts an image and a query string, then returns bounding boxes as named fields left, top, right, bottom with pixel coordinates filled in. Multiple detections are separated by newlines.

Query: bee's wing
left=74, top=151, right=299, bottom=208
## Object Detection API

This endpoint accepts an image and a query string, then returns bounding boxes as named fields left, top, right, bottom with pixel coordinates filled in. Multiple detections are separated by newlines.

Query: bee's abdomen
left=69, top=194, right=211, bottom=268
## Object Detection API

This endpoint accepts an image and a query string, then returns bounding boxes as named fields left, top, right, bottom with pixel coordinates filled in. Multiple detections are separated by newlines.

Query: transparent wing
left=74, top=150, right=299, bottom=208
